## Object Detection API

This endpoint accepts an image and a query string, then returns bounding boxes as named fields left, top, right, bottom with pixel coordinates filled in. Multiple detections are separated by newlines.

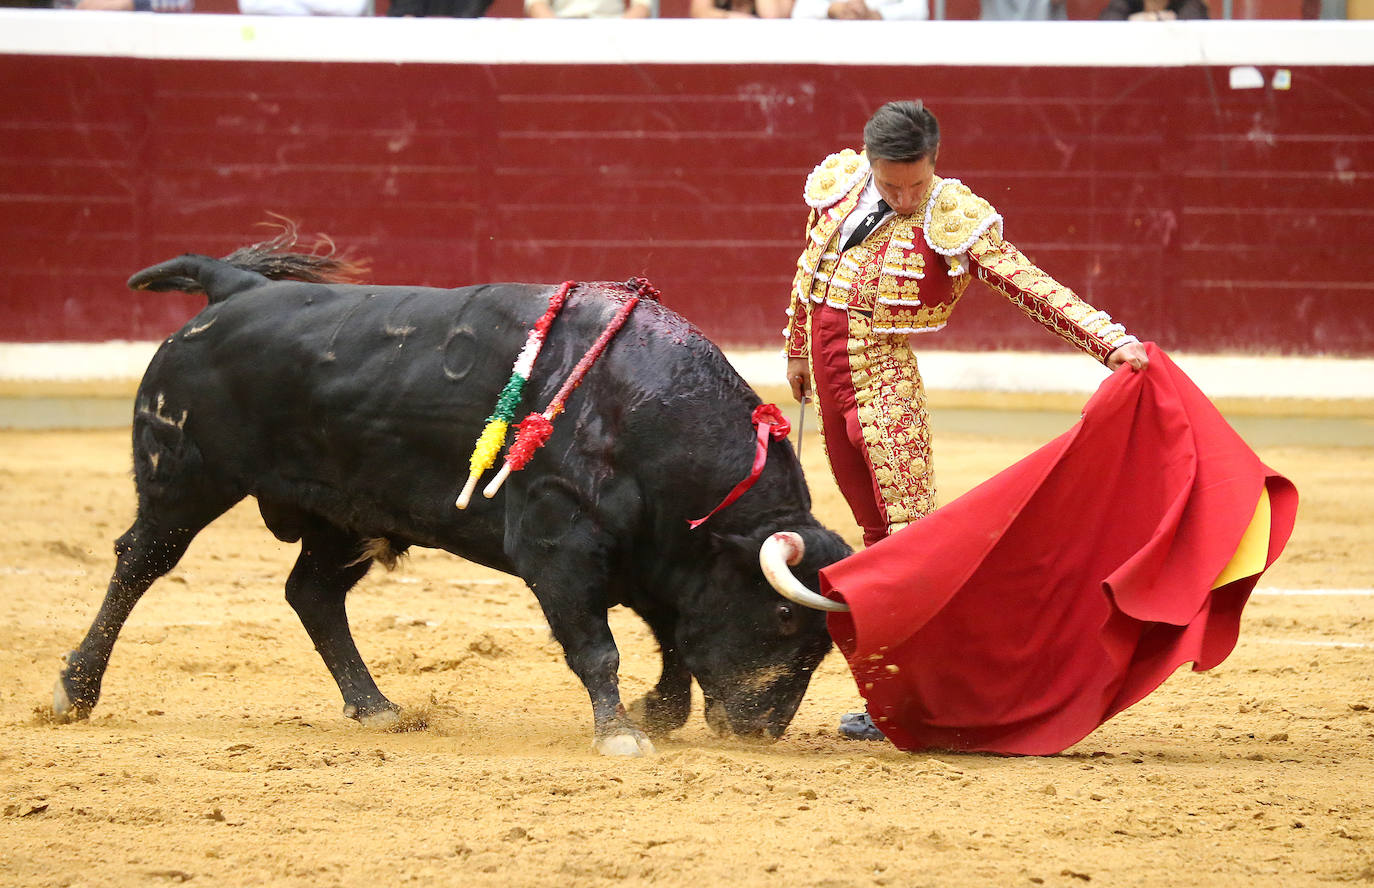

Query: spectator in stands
left=1099, top=0, right=1207, bottom=17
left=691, top=0, right=792, bottom=16
left=388, top=0, right=493, bottom=14
left=526, top=0, right=649, bottom=16
left=980, top=0, right=1064, bottom=18
left=791, top=0, right=925, bottom=18
left=239, top=0, right=369, bottom=12
left=56, top=0, right=191, bottom=9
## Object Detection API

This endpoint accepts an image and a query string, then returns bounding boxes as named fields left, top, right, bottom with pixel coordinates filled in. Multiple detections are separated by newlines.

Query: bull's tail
left=128, top=255, right=266, bottom=304
left=127, top=217, right=369, bottom=305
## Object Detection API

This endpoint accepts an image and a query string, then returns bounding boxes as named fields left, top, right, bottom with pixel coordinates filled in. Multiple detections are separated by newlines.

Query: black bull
left=52, top=251, right=851, bottom=755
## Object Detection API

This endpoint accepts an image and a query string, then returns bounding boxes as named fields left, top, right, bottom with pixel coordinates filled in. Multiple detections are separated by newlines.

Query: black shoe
left=838, top=711, right=886, bottom=741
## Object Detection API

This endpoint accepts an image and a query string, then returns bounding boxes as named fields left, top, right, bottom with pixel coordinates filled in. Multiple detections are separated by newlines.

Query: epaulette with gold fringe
left=803, top=149, right=869, bottom=210
left=922, top=178, right=1002, bottom=255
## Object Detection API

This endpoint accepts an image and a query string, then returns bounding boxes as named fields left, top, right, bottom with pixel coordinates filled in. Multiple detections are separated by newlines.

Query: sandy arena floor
left=1, top=396, right=1371, bottom=888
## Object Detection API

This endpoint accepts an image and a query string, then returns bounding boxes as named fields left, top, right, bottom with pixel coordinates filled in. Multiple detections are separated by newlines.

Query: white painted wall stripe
left=727, top=349, right=1374, bottom=399
left=5, top=342, right=1374, bottom=400
left=0, top=342, right=165, bottom=385
left=2, top=12, right=1373, bottom=68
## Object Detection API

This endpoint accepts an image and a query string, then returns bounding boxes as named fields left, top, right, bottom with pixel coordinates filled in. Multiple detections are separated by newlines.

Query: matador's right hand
left=787, top=356, right=812, bottom=404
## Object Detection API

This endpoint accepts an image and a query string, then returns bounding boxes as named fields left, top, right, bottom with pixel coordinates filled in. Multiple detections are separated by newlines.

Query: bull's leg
left=628, top=616, right=692, bottom=737
left=55, top=420, right=240, bottom=721
left=535, top=601, right=653, bottom=757
left=284, top=519, right=399, bottom=726
left=506, top=481, right=653, bottom=757
left=53, top=520, right=202, bottom=720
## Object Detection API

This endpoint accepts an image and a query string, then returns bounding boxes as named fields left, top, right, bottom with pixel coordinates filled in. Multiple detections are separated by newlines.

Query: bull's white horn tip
left=769, top=531, right=805, bottom=565
left=759, top=532, right=849, bottom=613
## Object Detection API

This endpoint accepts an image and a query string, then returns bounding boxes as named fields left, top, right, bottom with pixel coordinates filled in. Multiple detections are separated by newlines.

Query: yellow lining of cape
left=1211, top=485, right=1272, bottom=590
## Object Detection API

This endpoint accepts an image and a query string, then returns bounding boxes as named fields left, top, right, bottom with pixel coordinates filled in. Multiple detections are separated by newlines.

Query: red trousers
left=809, top=303, right=936, bottom=547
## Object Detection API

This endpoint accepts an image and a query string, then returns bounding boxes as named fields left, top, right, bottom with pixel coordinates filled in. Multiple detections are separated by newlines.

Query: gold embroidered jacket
left=784, top=149, right=1138, bottom=364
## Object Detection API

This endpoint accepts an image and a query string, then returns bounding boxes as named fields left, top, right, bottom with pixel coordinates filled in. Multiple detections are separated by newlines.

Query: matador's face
left=870, top=155, right=937, bottom=217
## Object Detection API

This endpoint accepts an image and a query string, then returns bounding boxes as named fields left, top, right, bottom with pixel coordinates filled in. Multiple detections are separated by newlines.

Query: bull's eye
left=775, top=602, right=799, bottom=635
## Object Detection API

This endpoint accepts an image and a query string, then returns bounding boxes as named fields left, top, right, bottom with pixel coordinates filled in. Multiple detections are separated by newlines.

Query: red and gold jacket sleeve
left=924, top=179, right=1138, bottom=364
left=784, top=208, right=817, bottom=359
left=968, top=228, right=1138, bottom=364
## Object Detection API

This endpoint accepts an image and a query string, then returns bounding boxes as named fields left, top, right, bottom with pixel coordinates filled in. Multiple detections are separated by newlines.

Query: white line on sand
left=1252, top=588, right=1374, bottom=597
left=1250, top=638, right=1373, bottom=650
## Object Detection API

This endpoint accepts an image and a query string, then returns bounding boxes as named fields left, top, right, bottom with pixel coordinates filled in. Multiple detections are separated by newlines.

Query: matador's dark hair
left=863, top=100, right=940, bottom=163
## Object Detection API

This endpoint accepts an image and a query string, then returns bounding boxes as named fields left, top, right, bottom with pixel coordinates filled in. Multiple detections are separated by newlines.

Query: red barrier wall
left=2, top=48, right=1371, bottom=354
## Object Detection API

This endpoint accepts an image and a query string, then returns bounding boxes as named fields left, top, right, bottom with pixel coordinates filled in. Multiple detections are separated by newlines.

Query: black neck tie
left=843, top=199, right=890, bottom=252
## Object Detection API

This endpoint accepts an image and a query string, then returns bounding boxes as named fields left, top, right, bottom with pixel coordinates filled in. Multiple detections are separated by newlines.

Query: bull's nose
left=704, top=697, right=783, bottom=742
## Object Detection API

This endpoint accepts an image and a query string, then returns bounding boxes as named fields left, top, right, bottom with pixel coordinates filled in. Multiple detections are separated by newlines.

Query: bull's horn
left=759, top=532, right=850, bottom=613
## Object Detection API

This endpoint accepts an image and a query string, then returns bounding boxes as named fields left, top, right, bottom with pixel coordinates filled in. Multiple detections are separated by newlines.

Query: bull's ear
left=711, top=532, right=764, bottom=572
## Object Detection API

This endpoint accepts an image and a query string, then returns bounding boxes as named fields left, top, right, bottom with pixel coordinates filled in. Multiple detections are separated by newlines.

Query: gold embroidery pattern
left=846, top=312, right=938, bottom=527
left=787, top=184, right=867, bottom=356
left=969, top=231, right=1136, bottom=363
left=871, top=214, right=970, bottom=335
left=818, top=238, right=888, bottom=312
left=803, top=148, right=868, bottom=210
left=924, top=178, right=1003, bottom=256
left=878, top=221, right=927, bottom=306
left=784, top=209, right=819, bottom=357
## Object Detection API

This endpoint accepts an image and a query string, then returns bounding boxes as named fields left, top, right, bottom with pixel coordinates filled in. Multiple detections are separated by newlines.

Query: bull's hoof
left=627, top=691, right=690, bottom=738
left=51, top=677, right=90, bottom=723
left=594, top=732, right=655, bottom=757
left=343, top=701, right=402, bottom=728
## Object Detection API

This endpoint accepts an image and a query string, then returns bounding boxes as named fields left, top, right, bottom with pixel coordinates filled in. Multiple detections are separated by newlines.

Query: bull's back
left=134, top=277, right=777, bottom=559
left=137, top=281, right=546, bottom=548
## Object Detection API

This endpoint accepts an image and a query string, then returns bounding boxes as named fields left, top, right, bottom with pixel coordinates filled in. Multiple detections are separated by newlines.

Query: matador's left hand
left=1107, top=341, right=1150, bottom=372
